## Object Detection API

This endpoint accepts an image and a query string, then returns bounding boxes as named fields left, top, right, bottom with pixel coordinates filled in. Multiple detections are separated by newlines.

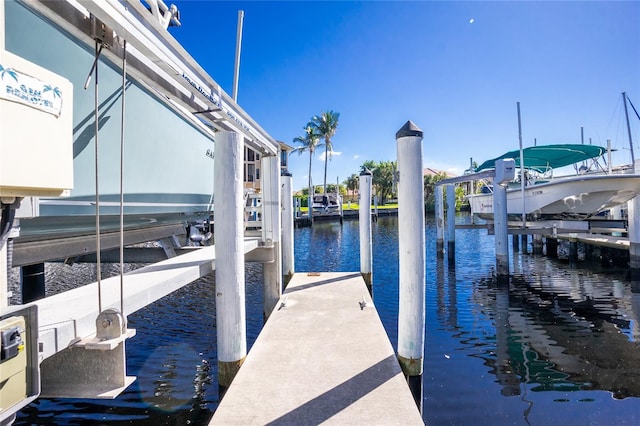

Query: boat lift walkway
left=210, top=272, right=423, bottom=425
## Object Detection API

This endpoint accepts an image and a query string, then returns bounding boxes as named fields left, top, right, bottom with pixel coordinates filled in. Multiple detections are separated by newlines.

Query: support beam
left=214, top=130, right=247, bottom=389
left=520, top=234, right=528, bottom=254
left=359, top=169, right=373, bottom=294
left=546, top=237, right=558, bottom=258
left=21, top=263, right=45, bottom=303
left=532, top=234, right=543, bottom=255
left=569, top=234, right=578, bottom=267
left=396, top=121, right=426, bottom=413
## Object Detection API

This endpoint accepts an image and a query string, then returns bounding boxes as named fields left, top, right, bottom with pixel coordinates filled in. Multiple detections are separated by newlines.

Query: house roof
left=423, top=167, right=456, bottom=177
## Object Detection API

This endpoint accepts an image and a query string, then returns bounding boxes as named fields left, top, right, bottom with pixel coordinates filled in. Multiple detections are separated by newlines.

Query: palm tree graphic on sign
left=0, top=64, right=19, bottom=82
left=43, top=84, right=61, bottom=99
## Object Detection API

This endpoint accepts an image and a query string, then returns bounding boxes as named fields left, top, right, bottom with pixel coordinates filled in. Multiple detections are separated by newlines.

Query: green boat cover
left=475, top=144, right=607, bottom=173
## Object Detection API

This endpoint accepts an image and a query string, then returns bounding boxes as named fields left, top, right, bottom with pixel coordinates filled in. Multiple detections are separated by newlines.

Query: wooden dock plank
left=210, top=272, right=423, bottom=425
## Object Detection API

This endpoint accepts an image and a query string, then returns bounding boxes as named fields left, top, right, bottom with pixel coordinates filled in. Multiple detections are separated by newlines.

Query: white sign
left=1, top=63, right=63, bottom=117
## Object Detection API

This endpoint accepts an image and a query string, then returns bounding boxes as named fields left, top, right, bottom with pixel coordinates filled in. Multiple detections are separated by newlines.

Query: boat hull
left=6, top=1, right=215, bottom=239
left=469, top=174, right=640, bottom=220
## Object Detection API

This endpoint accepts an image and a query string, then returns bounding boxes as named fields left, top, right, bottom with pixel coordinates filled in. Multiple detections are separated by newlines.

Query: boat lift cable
left=86, top=39, right=104, bottom=312
left=119, top=40, right=127, bottom=326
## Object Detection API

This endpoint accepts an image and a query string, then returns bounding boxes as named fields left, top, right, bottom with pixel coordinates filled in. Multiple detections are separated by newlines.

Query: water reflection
left=11, top=213, right=640, bottom=424
left=437, top=250, right=640, bottom=402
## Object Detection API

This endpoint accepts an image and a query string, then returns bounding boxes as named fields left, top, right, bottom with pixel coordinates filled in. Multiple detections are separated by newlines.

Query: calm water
left=13, top=214, right=640, bottom=424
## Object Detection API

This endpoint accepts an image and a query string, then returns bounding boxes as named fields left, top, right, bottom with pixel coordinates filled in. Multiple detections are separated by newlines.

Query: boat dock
left=209, top=272, right=423, bottom=425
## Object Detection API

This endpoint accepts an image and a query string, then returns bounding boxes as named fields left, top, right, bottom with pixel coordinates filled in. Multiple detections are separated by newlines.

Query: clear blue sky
left=169, top=0, right=640, bottom=191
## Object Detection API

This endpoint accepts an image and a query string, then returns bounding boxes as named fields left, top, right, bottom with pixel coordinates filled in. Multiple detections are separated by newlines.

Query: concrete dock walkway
left=210, top=272, right=423, bottom=425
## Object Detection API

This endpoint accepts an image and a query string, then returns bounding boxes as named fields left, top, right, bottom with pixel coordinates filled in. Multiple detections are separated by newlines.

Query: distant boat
left=467, top=144, right=640, bottom=220
left=311, top=194, right=343, bottom=222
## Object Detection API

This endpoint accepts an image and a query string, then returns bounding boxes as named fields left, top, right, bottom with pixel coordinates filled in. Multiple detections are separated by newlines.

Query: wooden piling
left=359, top=169, right=373, bottom=294
left=396, top=121, right=426, bottom=412
left=435, top=186, right=444, bottom=257
left=533, top=234, right=543, bottom=255
left=281, top=171, right=294, bottom=286
left=261, top=155, right=282, bottom=320
left=493, top=175, right=509, bottom=277
left=446, top=184, right=455, bottom=262
left=214, top=130, right=247, bottom=389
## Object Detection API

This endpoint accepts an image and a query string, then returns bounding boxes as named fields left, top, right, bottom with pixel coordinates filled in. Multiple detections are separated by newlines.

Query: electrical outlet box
left=0, top=49, right=73, bottom=198
left=494, top=159, right=516, bottom=185
left=0, top=305, right=39, bottom=423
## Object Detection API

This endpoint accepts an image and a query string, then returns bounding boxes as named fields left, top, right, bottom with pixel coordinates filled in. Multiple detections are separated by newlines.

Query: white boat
left=468, top=144, right=640, bottom=220
left=1, top=1, right=278, bottom=262
left=312, top=194, right=340, bottom=213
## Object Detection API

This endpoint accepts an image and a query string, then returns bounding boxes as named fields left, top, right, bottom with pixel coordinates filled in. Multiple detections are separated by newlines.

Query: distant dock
left=209, top=272, right=423, bottom=425
left=294, top=208, right=398, bottom=227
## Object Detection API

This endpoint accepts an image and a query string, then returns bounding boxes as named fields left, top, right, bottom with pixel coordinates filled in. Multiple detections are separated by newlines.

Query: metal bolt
left=101, top=319, right=112, bottom=328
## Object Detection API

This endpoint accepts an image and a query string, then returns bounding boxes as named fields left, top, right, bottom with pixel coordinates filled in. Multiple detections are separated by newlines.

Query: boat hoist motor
left=0, top=305, right=39, bottom=425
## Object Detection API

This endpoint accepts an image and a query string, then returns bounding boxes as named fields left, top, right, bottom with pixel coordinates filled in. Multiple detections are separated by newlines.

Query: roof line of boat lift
left=26, top=0, right=278, bottom=156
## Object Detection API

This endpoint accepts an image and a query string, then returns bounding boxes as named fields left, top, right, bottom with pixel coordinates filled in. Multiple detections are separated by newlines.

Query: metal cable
left=119, top=40, right=127, bottom=326
left=93, top=40, right=103, bottom=313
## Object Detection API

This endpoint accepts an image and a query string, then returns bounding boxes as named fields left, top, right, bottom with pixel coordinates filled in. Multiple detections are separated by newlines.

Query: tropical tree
left=310, top=110, right=340, bottom=194
left=292, top=124, right=321, bottom=211
left=343, top=173, right=359, bottom=200
left=424, top=172, right=446, bottom=212
left=360, top=160, right=397, bottom=205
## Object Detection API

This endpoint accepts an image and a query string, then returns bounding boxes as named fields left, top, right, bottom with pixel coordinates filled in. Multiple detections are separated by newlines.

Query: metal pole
left=214, top=130, right=247, bottom=390
left=232, top=10, right=244, bottom=102
left=435, top=185, right=444, bottom=257
left=517, top=102, right=526, bottom=227
left=396, top=121, right=426, bottom=413
left=281, top=171, right=295, bottom=286
left=607, top=139, right=612, bottom=174
left=629, top=160, right=640, bottom=278
left=623, top=92, right=635, bottom=165
left=261, top=155, right=282, bottom=321
left=446, top=184, right=456, bottom=262
left=359, top=169, right=373, bottom=294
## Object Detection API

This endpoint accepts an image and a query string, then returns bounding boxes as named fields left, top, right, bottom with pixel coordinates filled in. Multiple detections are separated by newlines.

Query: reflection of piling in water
left=493, top=283, right=522, bottom=397
left=498, top=278, right=640, bottom=399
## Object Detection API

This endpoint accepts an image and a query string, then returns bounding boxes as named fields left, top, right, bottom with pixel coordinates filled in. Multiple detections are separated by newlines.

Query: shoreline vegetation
left=297, top=203, right=399, bottom=213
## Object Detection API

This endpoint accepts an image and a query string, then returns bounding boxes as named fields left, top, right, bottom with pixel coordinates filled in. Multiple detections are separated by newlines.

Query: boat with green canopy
left=468, top=144, right=640, bottom=220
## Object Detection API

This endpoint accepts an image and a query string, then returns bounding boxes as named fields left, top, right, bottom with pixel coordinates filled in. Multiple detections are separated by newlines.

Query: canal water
left=12, top=214, right=640, bottom=424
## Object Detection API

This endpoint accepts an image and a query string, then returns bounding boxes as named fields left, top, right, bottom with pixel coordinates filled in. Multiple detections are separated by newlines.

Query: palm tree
left=292, top=124, right=321, bottom=213
left=344, top=173, right=359, bottom=199
left=310, top=110, right=339, bottom=194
